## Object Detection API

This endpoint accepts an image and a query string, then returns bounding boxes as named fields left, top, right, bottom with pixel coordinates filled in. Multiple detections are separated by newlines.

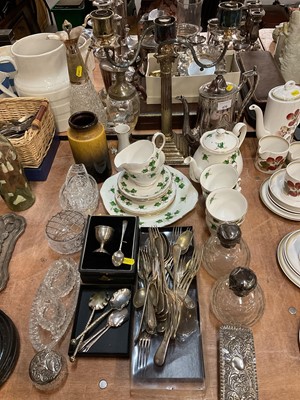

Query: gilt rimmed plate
left=284, top=229, right=300, bottom=276
left=115, top=180, right=176, bottom=216
left=100, top=166, right=199, bottom=227
left=260, top=179, right=300, bottom=221
left=277, top=232, right=300, bottom=288
left=269, top=169, right=300, bottom=212
left=117, top=166, right=172, bottom=202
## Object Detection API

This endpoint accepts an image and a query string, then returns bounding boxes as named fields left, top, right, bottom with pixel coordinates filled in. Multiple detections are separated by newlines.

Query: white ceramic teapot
left=184, top=123, right=247, bottom=182
left=249, top=81, right=300, bottom=141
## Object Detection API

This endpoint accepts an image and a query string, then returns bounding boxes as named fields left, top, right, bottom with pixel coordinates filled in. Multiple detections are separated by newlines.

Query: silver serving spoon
left=69, top=291, right=110, bottom=362
left=72, top=287, right=131, bottom=343
left=80, top=308, right=129, bottom=352
left=112, top=220, right=128, bottom=267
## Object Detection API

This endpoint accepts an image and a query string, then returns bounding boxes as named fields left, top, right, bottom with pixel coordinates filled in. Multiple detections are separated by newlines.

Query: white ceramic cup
left=287, top=141, right=300, bottom=163
left=200, top=163, right=241, bottom=198
left=205, top=188, right=248, bottom=232
left=283, top=160, right=300, bottom=199
left=255, top=135, right=289, bottom=174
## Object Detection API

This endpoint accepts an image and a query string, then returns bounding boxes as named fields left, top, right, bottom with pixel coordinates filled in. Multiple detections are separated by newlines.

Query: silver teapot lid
left=199, top=74, right=238, bottom=97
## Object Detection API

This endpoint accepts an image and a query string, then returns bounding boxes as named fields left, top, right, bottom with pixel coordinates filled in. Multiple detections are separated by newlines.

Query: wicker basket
left=0, top=97, right=56, bottom=168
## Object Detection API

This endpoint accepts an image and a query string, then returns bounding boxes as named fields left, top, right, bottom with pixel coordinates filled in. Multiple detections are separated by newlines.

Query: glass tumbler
left=176, top=0, right=204, bottom=37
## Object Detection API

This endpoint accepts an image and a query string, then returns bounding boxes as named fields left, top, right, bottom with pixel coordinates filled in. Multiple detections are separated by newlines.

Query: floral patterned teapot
left=184, top=123, right=247, bottom=182
left=249, top=81, right=300, bottom=142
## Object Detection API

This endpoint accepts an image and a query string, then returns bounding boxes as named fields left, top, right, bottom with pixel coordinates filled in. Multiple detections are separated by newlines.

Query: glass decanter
left=203, top=223, right=250, bottom=280
left=62, top=22, right=107, bottom=127
left=106, top=67, right=140, bottom=134
left=211, top=267, right=265, bottom=327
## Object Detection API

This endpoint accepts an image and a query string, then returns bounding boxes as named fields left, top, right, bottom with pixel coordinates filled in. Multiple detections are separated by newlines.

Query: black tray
left=0, top=309, right=20, bottom=386
left=130, top=227, right=206, bottom=391
left=68, top=283, right=134, bottom=357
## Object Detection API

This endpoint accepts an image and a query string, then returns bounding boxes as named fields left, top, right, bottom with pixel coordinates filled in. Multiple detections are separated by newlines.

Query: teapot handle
left=236, top=67, right=259, bottom=123
left=152, top=132, right=166, bottom=152
left=232, top=123, right=247, bottom=147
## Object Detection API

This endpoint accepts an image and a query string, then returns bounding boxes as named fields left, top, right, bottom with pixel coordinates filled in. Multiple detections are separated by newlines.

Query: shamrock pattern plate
left=100, top=166, right=199, bottom=227
left=117, top=166, right=172, bottom=202
left=115, top=180, right=176, bottom=216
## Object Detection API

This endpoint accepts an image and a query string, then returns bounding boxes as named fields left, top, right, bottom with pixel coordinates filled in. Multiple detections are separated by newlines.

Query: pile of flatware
left=134, top=227, right=202, bottom=368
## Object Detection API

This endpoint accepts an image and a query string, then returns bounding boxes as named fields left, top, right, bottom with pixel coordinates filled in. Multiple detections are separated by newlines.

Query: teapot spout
left=184, top=156, right=202, bottom=183
left=249, top=104, right=270, bottom=139
left=176, top=95, right=199, bottom=152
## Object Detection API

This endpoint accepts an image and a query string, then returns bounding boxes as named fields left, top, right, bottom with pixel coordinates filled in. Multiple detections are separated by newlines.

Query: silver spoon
left=133, top=287, right=146, bottom=309
left=69, top=291, right=110, bottom=362
left=176, top=229, right=193, bottom=255
left=112, top=220, right=128, bottom=267
left=72, top=287, right=131, bottom=343
left=80, top=308, right=129, bottom=352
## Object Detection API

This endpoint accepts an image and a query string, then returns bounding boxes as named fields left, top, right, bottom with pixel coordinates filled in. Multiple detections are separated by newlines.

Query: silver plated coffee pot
left=194, top=68, right=258, bottom=137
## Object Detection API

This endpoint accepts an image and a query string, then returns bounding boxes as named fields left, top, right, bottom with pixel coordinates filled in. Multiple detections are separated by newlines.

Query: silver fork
left=137, top=331, right=151, bottom=370
left=170, top=226, right=182, bottom=246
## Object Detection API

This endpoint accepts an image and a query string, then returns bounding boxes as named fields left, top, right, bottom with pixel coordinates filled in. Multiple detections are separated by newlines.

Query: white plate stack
left=260, top=168, right=300, bottom=221
left=277, top=229, right=300, bottom=288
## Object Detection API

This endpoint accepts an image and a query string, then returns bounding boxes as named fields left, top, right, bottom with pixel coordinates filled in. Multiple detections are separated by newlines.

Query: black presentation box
left=79, top=215, right=139, bottom=284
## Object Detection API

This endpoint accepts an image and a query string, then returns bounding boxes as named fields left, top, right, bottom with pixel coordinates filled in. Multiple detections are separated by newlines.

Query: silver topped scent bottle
left=203, top=223, right=251, bottom=280
left=211, top=267, right=265, bottom=327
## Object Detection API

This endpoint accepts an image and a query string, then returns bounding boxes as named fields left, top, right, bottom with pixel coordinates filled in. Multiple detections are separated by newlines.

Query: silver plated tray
left=219, top=325, right=259, bottom=400
left=0, top=213, right=26, bottom=291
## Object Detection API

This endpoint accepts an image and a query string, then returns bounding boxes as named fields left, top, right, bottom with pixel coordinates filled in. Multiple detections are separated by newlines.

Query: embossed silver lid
left=29, top=350, right=67, bottom=389
left=29, top=350, right=63, bottom=385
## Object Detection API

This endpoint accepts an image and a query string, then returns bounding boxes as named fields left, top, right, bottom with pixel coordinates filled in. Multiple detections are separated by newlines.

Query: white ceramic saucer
left=117, top=166, right=172, bottom=202
left=100, top=166, right=199, bottom=227
left=284, top=229, right=300, bottom=276
left=259, top=179, right=300, bottom=221
left=115, top=180, right=176, bottom=216
left=277, top=232, right=300, bottom=289
left=268, top=169, right=300, bottom=212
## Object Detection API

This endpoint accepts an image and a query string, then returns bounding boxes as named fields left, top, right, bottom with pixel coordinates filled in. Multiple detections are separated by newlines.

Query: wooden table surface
left=0, top=136, right=299, bottom=399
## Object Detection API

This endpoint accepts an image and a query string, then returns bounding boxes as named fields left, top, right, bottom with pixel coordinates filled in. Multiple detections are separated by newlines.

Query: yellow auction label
left=76, top=65, right=83, bottom=78
left=123, top=257, right=135, bottom=266
left=292, top=90, right=300, bottom=96
left=226, top=84, right=234, bottom=92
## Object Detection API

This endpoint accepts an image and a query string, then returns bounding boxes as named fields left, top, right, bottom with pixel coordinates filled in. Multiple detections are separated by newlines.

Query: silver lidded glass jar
left=203, top=223, right=251, bottom=280
left=211, top=267, right=265, bottom=326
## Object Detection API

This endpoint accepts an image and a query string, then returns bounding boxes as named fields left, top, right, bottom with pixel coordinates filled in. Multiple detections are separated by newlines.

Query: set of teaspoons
left=69, top=287, right=131, bottom=362
left=133, top=227, right=202, bottom=368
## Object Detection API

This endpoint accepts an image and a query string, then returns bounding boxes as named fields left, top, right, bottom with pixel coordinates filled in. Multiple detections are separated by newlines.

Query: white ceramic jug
left=1, top=33, right=70, bottom=132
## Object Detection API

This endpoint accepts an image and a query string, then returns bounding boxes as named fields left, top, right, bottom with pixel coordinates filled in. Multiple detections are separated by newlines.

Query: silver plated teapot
left=178, top=68, right=258, bottom=147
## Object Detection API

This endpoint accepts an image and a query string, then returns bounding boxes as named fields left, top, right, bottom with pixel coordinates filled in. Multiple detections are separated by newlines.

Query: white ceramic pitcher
left=1, top=33, right=70, bottom=132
